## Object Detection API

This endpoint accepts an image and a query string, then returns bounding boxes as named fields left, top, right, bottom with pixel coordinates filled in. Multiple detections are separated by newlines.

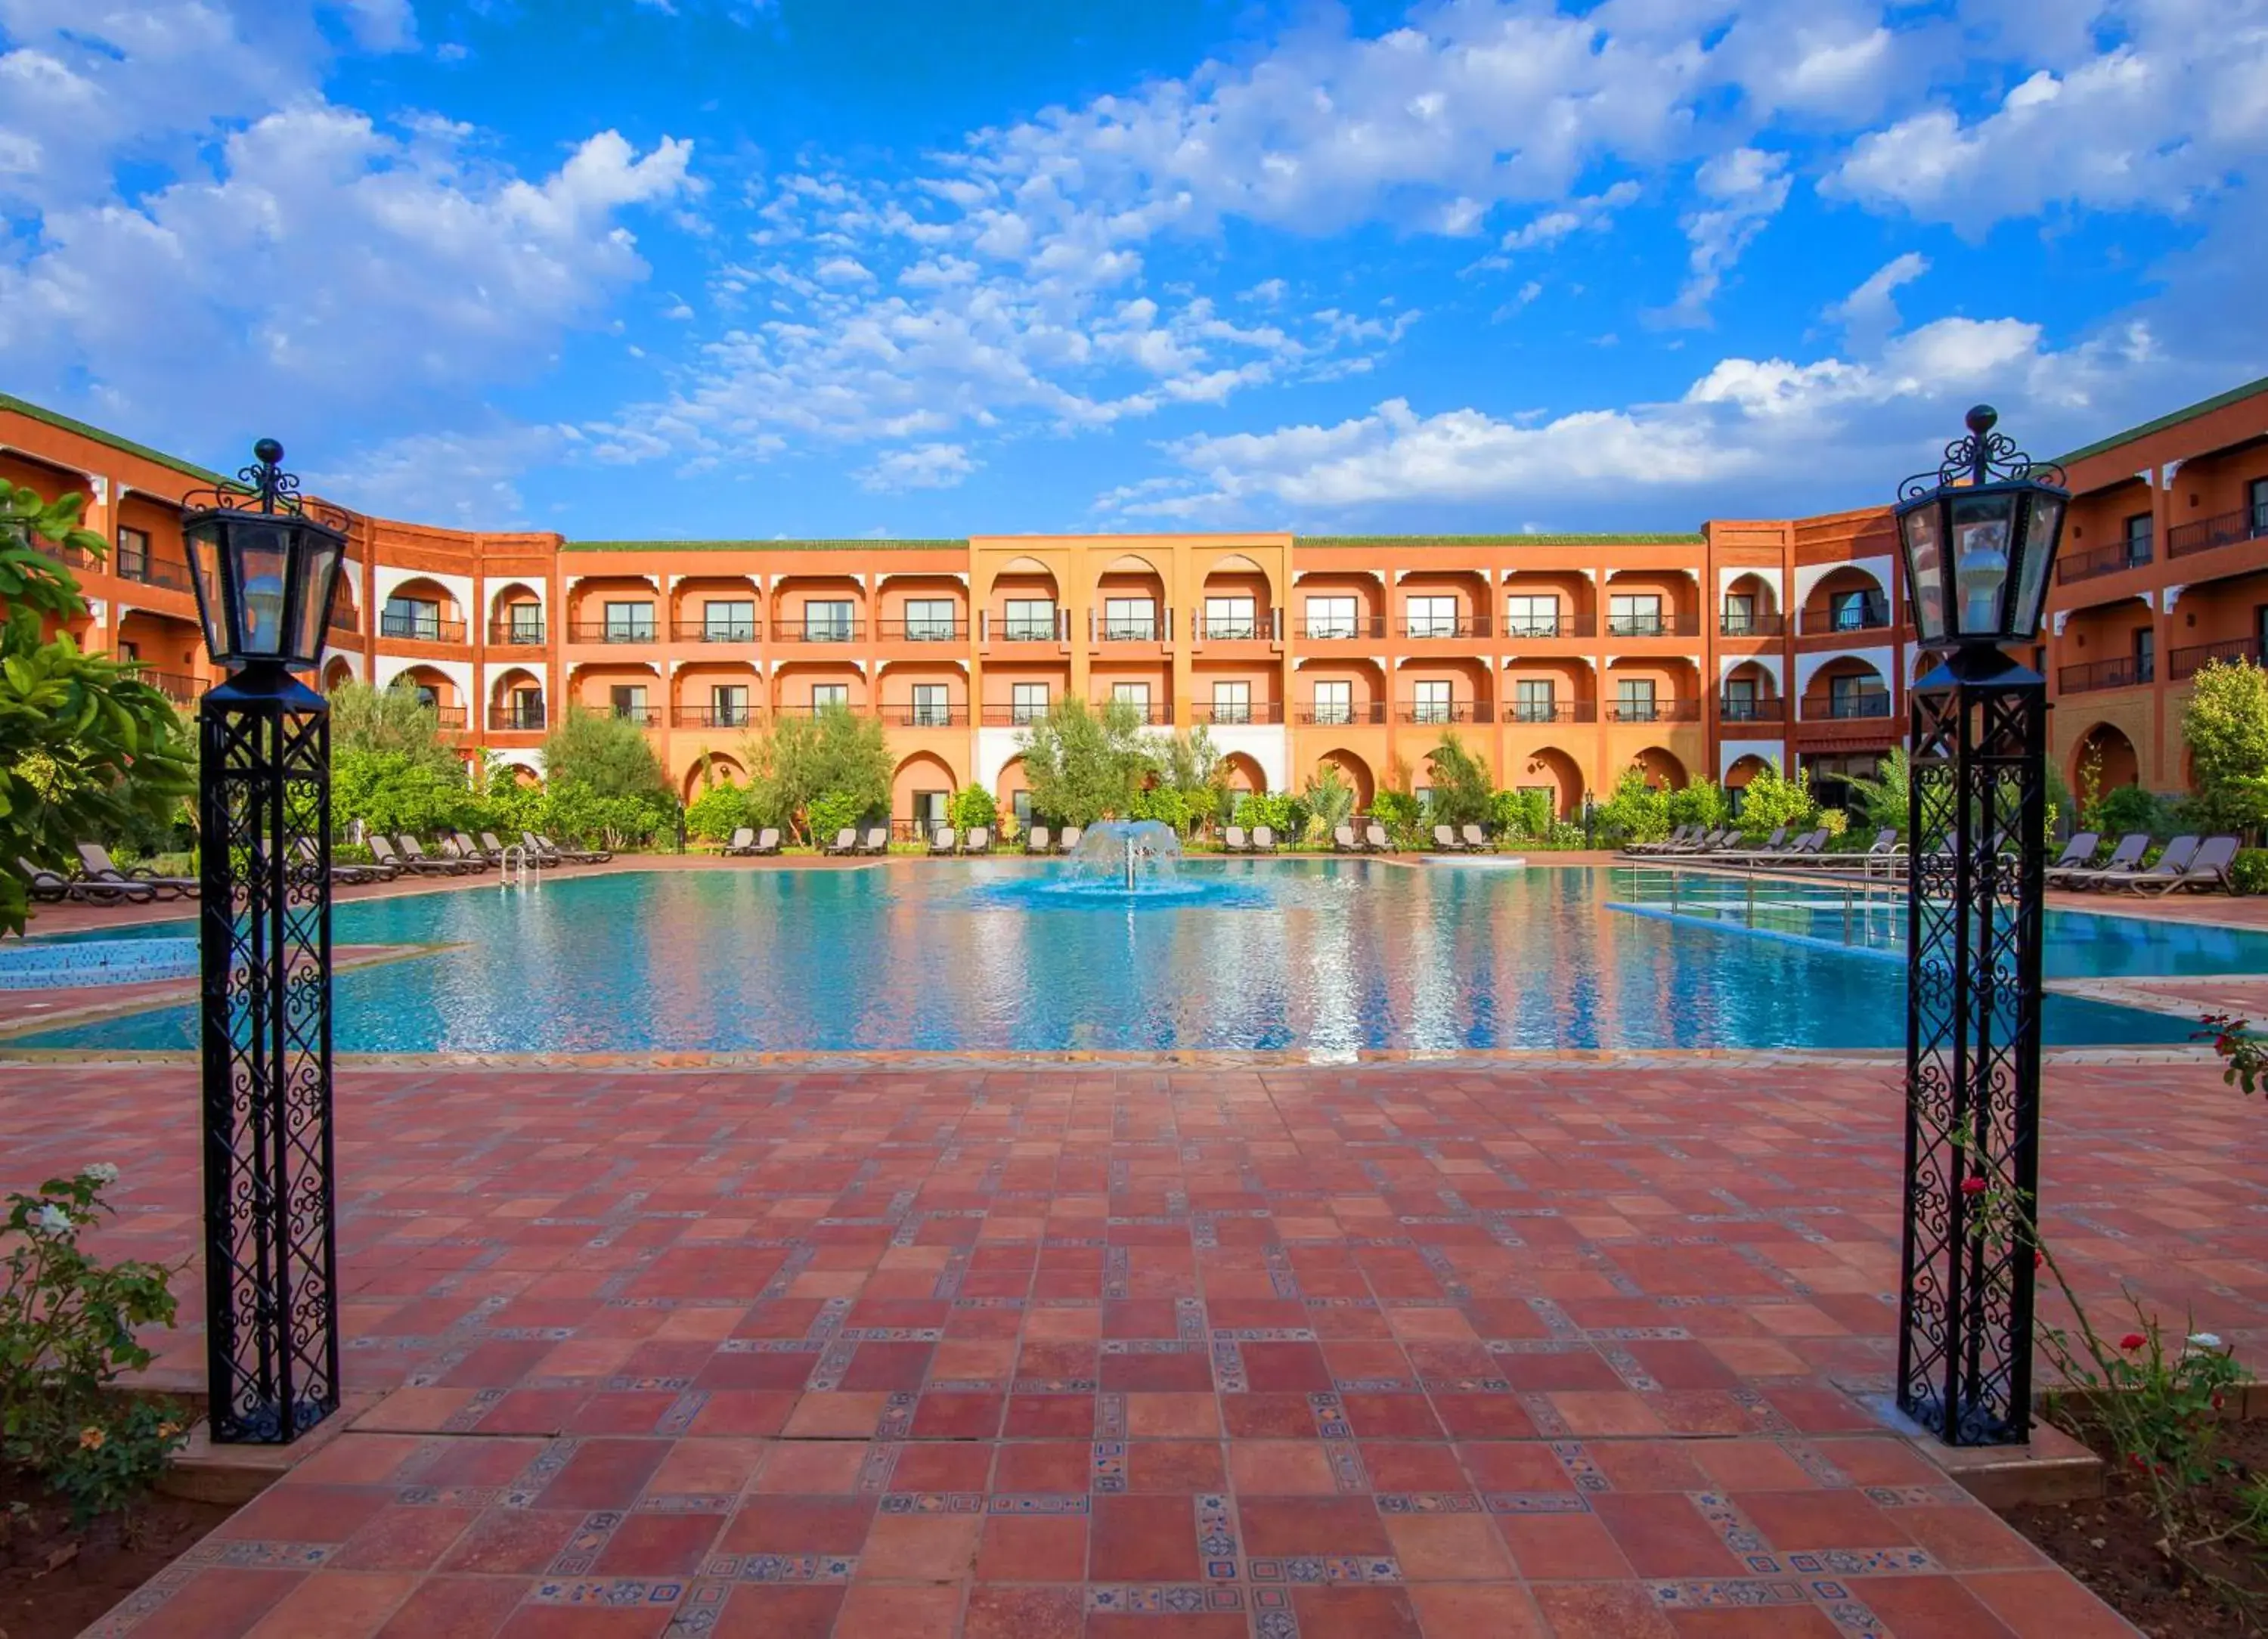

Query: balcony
left=432, top=708, right=469, bottom=731
left=1607, top=701, right=1703, bottom=723
left=566, top=621, right=655, bottom=645
left=380, top=612, right=468, bottom=644
left=1188, top=701, right=1284, bottom=725
left=330, top=606, right=361, bottom=636
left=1719, top=614, right=1786, bottom=637
left=1399, top=617, right=1490, bottom=640
left=135, top=669, right=200, bottom=705
left=2057, top=540, right=2151, bottom=584
left=30, top=536, right=97, bottom=569
left=1603, top=614, right=1688, bottom=638
left=891, top=705, right=970, bottom=728
left=878, top=618, right=967, bottom=642
left=2170, top=637, right=2268, bottom=680
left=1810, top=690, right=1892, bottom=720
left=1297, top=702, right=1387, bottom=726
left=981, top=705, right=1053, bottom=727
left=1106, top=701, right=1172, bottom=724
left=1098, top=618, right=1162, bottom=643
left=492, top=705, right=547, bottom=731
left=1501, top=616, right=1600, bottom=640
left=1799, top=603, right=1890, bottom=636
left=1302, top=616, right=1387, bottom=641
left=991, top=613, right=1065, bottom=643
left=2059, top=655, right=2154, bottom=694
left=488, top=619, right=546, bottom=645
left=774, top=619, right=865, bottom=643
left=673, top=705, right=756, bottom=728
left=1718, top=697, right=1786, bottom=723
left=1195, top=613, right=1275, bottom=641
left=608, top=705, right=662, bottom=727
left=672, top=619, right=760, bottom=643
left=1396, top=701, right=1490, bottom=724
left=1501, top=702, right=1598, bottom=724
left=2167, top=503, right=2268, bottom=560
left=113, top=549, right=195, bottom=593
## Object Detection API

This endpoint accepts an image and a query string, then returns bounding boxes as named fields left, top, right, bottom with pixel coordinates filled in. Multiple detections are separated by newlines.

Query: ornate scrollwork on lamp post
left=180, top=441, right=351, bottom=1444
left=1892, top=406, right=2069, bottom=1446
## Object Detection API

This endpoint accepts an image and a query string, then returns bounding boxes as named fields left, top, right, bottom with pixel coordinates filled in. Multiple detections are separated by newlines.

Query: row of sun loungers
left=2046, top=831, right=2242, bottom=894
left=17, top=842, right=200, bottom=906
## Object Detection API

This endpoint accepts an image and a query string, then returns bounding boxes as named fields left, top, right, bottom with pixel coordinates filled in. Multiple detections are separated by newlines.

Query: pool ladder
left=499, top=844, right=538, bottom=891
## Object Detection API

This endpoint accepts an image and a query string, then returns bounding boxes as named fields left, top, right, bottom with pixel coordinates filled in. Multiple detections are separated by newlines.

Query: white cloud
left=1657, top=147, right=1791, bottom=327
left=1826, top=251, right=1929, bottom=339
left=1498, top=180, right=1641, bottom=252
left=309, top=421, right=564, bottom=524
left=857, top=441, right=977, bottom=491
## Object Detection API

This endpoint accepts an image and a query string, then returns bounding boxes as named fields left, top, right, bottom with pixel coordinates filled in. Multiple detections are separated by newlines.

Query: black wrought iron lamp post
left=1892, top=406, right=2069, bottom=1446
left=181, top=442, right=351, bottom=1445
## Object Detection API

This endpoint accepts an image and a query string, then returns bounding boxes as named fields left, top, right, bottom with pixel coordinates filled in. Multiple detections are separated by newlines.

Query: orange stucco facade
left=6, top=376, right=2264, bottom=826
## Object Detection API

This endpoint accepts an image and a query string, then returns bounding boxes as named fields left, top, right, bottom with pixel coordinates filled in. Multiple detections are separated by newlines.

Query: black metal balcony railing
left=673, top=619, right=759, bottom=643
left=1302, top=617, right=1387, bottom=640
left=673, top=705, right=755, bottom=728
left=1719, top=613, right=1786, bottom=637
left=1199, top=619, right=1263, bottom=641
left=1108, top=702, right=1171, bottom=724
left=2057, top=540, right=2152, bottom=584
left=568, top=621, right=658, bottom=644
left=1099, top=620, right=1160, bottom=642
left=878, top=619, right=968, bottom=642
left=330, top=606, right=361, bottom=635
left=114, top=547, right=195, bottom=592
left=1297, top=702, right=1387, bottom=726
left=609, top=705, right=662, bottom=727
left=2170, top=637, right=2268, bottom=680
left=1188, top=701, right=1285, bottom=725
left=380, top=612, right=468, bottom=643
left=29, top=535, right=97, bottom=569
left=1718, top=696, right=1786, bottom=723
left=2167, top=503, right=2268, bottom=559
left=1397, top=702, right=1489, bottom=724
left=2059, top=655, right=2154, bottom=694
left=1501, top=702, right=1600, bottom=724
left=1817, top=690, right=1894, bottom=720
left=487, top=619, right=545, bottom=645
left=493, top=705, right=547, bottom=731
left=994, top=615, right=1064, bottom=642
left=778, top=619, right=864, bottom=643
left=1799, top=602, right=1891, bottom=635
left=1604, top=614, right=1685, bottom=638
left=1400, top=617, right=1490, bottom=640
left=432, top=707, right=469, bottom=731
left=135, top=669, right=201, bottom=705
left=1608, top=701, right=1703, bottom=723
left=981, top=705, right=1054, bottom=727
left=893, top=705, right=970, bottom=728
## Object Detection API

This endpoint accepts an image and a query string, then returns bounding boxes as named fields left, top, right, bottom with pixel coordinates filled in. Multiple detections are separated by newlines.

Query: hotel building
left=5, top=375, right=2263, bottom=832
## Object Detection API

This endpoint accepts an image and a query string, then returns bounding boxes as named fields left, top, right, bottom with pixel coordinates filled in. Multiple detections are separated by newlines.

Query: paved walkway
left=10, top=1057, right=2257, bottom=1637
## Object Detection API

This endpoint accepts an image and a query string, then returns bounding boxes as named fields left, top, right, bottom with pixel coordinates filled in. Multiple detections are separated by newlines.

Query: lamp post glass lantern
left=1892, top=407, right=2068, bottom=1447
left=183, top=441, right=350, bottom=1445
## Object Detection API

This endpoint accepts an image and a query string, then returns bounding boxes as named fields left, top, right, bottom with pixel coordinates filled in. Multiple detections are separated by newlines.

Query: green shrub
left=948, top=786, right=999, bottom=832
left=1664, top=779, right=1729, bottom=833
left=2230, top=850, right=2268, bottom=896
left=1233, top=792, right=1295, bottom=836
left=2085, top=782, right=2172, bottom=840
left=1734, top=761, right=1820, bottom=840
left=1369, top=789, right=1421, bottom=847
left=1421, top=734, right=1493, bottom=829
left=1592, top=768, right=1671, bottom=845
left=806, top=791, right=863, bottom=841
left=1488, top=788, right=1553, bottom=841
left=684, top=781, right=753, bottom=843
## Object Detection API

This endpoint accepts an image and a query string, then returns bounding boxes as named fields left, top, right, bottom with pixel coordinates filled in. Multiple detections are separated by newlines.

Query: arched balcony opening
left=1802, top=656, right=1892, bottom=722
left=1504, top=570, right=1594, bottom=638
left=1719, top=571, right=1783, bottom=637
left=1198, top=553, right=1276, bottom=641
left=987, top=557, right=1063, bottom=645
left=381, top=577, right=466, bottom=645
left=773, top=575, right=866, bottom=646
left=489, top=668, right=547, bottom=733
left=1719, top=659, right=1784, bottom=726
left=1394, top=656, right=1493, bottom=725
left=1801, top=565, right=1891, bottom=637
left=1605, top=656, right=1703, bottom=725
left=672, top=575, right=761, bottom=645
left=1095, top=555, right=1167, bottom=643
left=1602, top=569, right=1697, bottom=638
left=488, top=581, right=546, bottom=646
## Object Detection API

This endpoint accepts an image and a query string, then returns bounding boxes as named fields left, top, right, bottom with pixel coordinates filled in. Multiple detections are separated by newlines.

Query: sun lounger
left=485, top=831, right=550, bottom=867
left=2092, top=834, right=2202, bottom=894
left=1432, top=825, right=1464, bottom=853
left=721, top=827, right=760, bottom=856
left=752, top=827, right=781, bottom=856
left=2060, top=833, right=2183, bottom=891
left=440, top=835, right=491, bottom=870
left=399, top=835, right=479, bottom=875
left=2047, top=832, right=2137, bottom=888
left=1365, top=822, right=1391, bottom=852
left=1027, top=825, right=1051, bottom=854
left=297, top=837, right=380, bottom=885
left=371, top=835, right=458, bottom=876
left=2129, top=834, right=2241, bottom=894
left=859, top=826, right=891, bottom=855
left=824, top=828, right=859, bottom=856
left=1059, top=826, right=1083, bottom=853
left=453, top=831, right=502, bottom=866
left=964, top=826, right=991, bottom=856
left=1252, top=826, right=1278, bottom=853
left=928, top=826, right=958, bottom=856
left=75, top=841, right=198, bottom=900
left=1724, top=829, right=1825, bottom=866
left=519, top=831, right=567, bottom=867
left=1332, top=824, right=1362, bottom=854
left=1625, top=825, right=1692, bottom=857
left=538, top=832, right=612, bottom=864
left=19, top=857, right=151, bottom=904
left=1461, top=825, right=1489, bottom=851
left=1222, top=826, right=1249, bottom=854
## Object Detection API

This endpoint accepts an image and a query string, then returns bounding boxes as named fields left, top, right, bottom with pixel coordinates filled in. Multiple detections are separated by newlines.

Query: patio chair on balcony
left=964, top=826, right=992, bottom=856
left=1332, top=824, right=1363, bottom=854
left=2049, top=832, right=2149, bottom=889
left=1431, top=825, right=1466, bottom=853
left=19, top=857, right=153, bottom=905
left=2084, top=835, right=2201, bottom=894
left=928, top=826, right=958, bottom=856
left=2130, top=834, right=2242, bottom=895
left=721, top=827, right=761, bottom=856
left=75, top=841, right=199, bottom=900
left=1460, top=825, right=1489, bottom=852
left=1252, top=826, right=1279, bottom=853
left=1058, top=826, right=1084, bottom=854
left=858, top=826, right=891, bottom=855
left=824, top=829, right=859, bottom=857
left=538, top=832, right=613, bottom=864
left=1365, top=822, right=1392, bottom=852
left=1026, top=825, right=1052, bottom=855
left=1222, top=826, right=1250, bottom=854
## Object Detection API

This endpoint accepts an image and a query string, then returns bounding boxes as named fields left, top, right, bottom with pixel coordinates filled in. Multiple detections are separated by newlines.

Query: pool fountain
left=1070, top=820, right=1182, bottom=892
left=975, top=817, right=1269, bottom=909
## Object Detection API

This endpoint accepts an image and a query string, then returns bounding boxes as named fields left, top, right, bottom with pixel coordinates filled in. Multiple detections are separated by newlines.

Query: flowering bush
left=2198, top=1013, right=2267, bottom=1096
left=1, top=1168, right=190, bottom=1523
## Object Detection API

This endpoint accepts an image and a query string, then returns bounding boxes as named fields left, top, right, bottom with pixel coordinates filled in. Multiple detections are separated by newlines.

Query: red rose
left=2119, top=1333, right=2146, bottom=1352
left=2034, top=1251, right=2045, bottom=1269
left=1960, top=1178, right=1988, bottom=1197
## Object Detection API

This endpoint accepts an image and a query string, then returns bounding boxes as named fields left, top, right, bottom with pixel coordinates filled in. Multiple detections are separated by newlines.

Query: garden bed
left=0, top=1463, right=234, bottom=1639
left=2002, top=1414, right=2268, bottom=1636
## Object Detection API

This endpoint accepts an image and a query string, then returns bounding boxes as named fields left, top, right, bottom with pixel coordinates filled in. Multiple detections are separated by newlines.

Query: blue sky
left=2, top=0, right=2263, bottom=538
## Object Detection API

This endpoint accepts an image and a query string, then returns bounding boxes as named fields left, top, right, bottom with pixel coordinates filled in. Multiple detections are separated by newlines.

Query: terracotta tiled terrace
left=6, top=1043, right=2260, bottom=1638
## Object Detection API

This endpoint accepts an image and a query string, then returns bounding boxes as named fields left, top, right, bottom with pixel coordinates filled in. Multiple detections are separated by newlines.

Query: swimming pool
left=8, top=862, right=2215, bottom=1057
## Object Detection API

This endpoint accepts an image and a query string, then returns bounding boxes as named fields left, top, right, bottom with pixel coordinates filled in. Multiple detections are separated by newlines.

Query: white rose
left=32, top=1205, right=71, bottom=1235
left=82, top=1163, right=119, bottom=1186
left=2187, top=1333, right=2225, bottom=1351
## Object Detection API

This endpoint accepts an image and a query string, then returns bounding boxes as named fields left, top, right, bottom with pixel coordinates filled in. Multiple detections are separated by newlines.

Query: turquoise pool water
left=9, top=863, right=2214, bottom=1056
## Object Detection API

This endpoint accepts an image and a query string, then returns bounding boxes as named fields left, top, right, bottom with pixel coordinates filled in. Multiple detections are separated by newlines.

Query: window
left=2124, top=511, right=2155, bottom=565
left=411, top=683, right=439, bottom=709
left=1722, top=676, right=1759, bottom=720
left=1212, top=680, right=1252, bottom=724
left=903, top=599, right=957, bottom=640
left=708, top=684, right=750, bottom=727
left=1607, top=593, right=1662, bottom=637
left=703, top=600, right=755, bottom=642
left=1103, top=597, right=1157, bottom=640
left=1305, top=595, right=1359, bottom=639
left=2133, top=627, right=2155, bottom=683
left=1828, top=588, right=1880, bottom=631
left=1011, top=682, right=1049, bottom=724
left=1311, top=680, right=1352, bottom=725
left=1204, top=596, right=1256, bottom=639
left=1012, top=789, right=1033, bottom=829
left=1411, top=679, right=1452, bottom=723
left=1616, top=677, right=1657, bottom=721
left=506, top=686, right=544, bottom=730
left=810, top=683, right=850, bottom=715
left=1405, top=595, right=1458, bottom=638
left=1512, top=679, right=1557, bottom=723
left=912, top=790, right=947, bottom=834
left=116, top=525, right=150, bottom=579
left=2251, top=479, right=2268, bottom=534
left=1721, top=593, right=1756, bottom=634
left=603, top=600, right=654, bottom=642
left=1110, top=681, right=1152, bottom=719
left=1829, top=674, right=1884, bottom=717
left=504, top=603, right=543, bottom=643
left=803, top=600, right=854, bottom=642
left=1504, top=596, right=1558, bottom=637
left=1003, top=599, right=1056, bottom=640
left=383, top=596, right=443, bottom=641
left=910, top=683, right=952, bottom=727
left=609, top=683, right=649, bottom=722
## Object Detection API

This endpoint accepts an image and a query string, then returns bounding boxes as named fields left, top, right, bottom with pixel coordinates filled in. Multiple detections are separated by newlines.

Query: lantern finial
left=1964, top=404, right=1997, bottom=438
